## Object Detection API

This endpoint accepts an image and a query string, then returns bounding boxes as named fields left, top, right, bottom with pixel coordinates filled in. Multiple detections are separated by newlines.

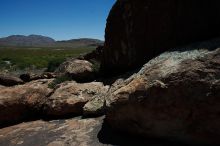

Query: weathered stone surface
left=0, top=79, right=109, bottom=126
left=0, top=117, right=106, bottom=146
left=106, top=43, right=220, bottom=144
left=56, top=59, right=95, bottom=82
left=101, top=0, right=220, bottom=74
left=0, top=74, right=24, bottom=86
left=44, top=81, right=109, bottom=117
left=0, top=79, right=105, bottom=125
left=0, top=79, right=53, bottom=126
left=83, top=94, right=107, bottom=117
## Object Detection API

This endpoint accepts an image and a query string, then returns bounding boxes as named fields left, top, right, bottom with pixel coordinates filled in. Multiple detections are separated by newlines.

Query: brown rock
left=55, top=59, right=95, bottom=82
left=83, top=94, right=107, bottom=117
left=101, top=0, right=220, bottom=74
left=0, top=74, right=24, bottom=86
left=105, top=44, right=220, bottom=144
left=0, top=78, right=109, bottom=126
left=44, top=81, right=109, bottom=117
left=0, top=117, right=105, bottom=146
left=0, top=79, right=53, bottom=126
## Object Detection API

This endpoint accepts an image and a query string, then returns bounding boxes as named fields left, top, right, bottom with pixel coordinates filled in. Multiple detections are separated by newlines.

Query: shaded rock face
left=101, top=0, right=220, bottom=74
left=0, top=75, right=24, bottom=86
left=105, top=43, right=220, bottom=144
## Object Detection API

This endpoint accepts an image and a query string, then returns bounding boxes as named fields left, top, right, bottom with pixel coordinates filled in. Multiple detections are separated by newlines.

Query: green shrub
left=46, top=58, right=65, bottom=72
left=90, top=59, right=101, bottom=73
left=0, top=47, right=95, bottom=72
left=48, top=75, right=72, bottom=89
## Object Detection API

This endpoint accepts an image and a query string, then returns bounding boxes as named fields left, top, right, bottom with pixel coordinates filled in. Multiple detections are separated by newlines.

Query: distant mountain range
left=0, top=35, right=103, bottom=48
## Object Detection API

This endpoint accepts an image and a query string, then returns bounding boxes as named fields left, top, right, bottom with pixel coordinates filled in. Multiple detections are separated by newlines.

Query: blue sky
left=0, top=0, right=115, bottom=40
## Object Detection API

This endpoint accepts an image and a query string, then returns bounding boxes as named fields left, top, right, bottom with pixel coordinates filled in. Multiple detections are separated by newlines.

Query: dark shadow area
left=99, top=37, right=220, bottom=81
left=98, top=119, right=193, bottom=146
left=168, top=37, right=220, bottom=52
left=0, top=110, right=83, bottom=129
left=98, top=67, right=141, bottom=86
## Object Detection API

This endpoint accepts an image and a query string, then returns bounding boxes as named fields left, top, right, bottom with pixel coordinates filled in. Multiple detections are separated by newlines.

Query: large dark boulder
left=105, top=40, right=220, bottom=144
left=101, top=0, right=220, bottom=75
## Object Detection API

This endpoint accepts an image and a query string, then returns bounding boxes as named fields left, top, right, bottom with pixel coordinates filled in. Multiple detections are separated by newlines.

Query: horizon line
left=0, top=34, right=105, bottom=41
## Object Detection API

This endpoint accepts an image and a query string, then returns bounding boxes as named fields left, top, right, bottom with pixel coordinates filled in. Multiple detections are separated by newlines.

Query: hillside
left=0, top=35, right=104, bottom=48
left=0, top=35, right=55, bottom=47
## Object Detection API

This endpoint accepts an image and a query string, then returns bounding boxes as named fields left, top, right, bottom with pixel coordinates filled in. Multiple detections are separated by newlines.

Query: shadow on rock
left=98, top=120, right=191, bottom=146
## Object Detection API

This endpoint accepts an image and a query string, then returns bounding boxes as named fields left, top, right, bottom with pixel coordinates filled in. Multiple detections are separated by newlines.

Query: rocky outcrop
left=1, top=42, right=219, bottom=145
left=0, top=74, right=24, bottom=86
left=55, top=59, right=95, bottom=82
left=0, top=79, right=109, bottom=126
left=44, top=81, right=109, bottom=117
left=105, top=43, right=220, bottom=144
left=101, top=0, right=220, bottom=74
left=1, top=1, right=220, bottom=145
left=0, top=79, right=53, bottom=126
